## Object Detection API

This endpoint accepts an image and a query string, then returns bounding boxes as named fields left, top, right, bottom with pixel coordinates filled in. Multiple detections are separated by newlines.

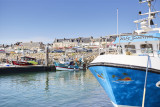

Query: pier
left=0, top=65, right=56, bottom=74
left=0, top=51, right=98, bottom=74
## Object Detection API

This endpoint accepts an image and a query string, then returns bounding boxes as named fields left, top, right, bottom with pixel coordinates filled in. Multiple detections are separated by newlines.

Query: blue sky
left=0, top=0, right=160, bottom=44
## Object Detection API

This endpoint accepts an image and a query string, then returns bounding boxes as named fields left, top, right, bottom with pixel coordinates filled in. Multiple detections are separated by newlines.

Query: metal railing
left=103, top=47, right=160, bottom=57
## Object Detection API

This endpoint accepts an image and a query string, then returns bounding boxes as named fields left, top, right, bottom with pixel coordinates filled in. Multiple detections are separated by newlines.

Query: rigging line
left=151, top=0, right=154, bottom=11
left=152, top=0, right=156, bottom=11
left=151, top=2, right=160, bottom=18
left=142, top=55, right=151, bottom=107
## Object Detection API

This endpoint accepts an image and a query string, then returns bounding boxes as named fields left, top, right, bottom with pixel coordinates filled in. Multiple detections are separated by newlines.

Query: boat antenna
left=134, top=0, right=160, bottom=34
left=117, top=8, right=119, bottom=39
left=117, top=8, right=120, bottom=53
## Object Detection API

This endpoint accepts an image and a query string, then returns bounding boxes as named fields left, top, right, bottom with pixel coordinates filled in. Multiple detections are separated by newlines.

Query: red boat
left=12, top=61, right=33, bottom=66
left=12, top=56, right=37, bottom=66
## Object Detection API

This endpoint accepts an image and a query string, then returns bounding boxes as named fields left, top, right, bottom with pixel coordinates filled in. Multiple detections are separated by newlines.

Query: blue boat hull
left=89, top=66, right=160, bottom=107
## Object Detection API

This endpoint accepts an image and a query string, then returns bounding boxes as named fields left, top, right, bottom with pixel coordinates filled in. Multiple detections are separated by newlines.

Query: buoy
left=156, top=81, right=160, bottom=88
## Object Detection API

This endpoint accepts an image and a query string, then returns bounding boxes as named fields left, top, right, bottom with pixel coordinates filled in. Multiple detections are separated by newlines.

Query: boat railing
left=103, top=33, right=160, bottom=57
left=105, top=48, right=118, bottom=54
left=104, top=47, right=160, bottom=57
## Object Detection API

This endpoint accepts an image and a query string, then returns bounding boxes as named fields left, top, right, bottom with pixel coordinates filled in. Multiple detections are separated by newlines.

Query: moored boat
left=88, top=1, right=160, bottom=107
left=12, top=56, right=38, bottom=66
left=54, top=55, right=84, bottom=71
left=54, top=61, right=79, bottom=71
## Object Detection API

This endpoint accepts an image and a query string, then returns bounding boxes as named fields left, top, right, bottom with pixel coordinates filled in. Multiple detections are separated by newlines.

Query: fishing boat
left=54, top=55, right=83, bottom=71
left=54, top=61, right=79, bottom=71
left=12, top=56, right=38, bottom=66
left=88, top=0, right=160, bottom=107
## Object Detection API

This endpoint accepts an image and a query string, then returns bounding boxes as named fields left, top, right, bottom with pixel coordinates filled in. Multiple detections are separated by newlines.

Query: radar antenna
left=134, top=0, right=160, bottom=34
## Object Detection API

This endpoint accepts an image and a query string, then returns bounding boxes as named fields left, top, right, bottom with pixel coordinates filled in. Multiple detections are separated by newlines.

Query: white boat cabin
left=113, top=33, right=160, bottom=56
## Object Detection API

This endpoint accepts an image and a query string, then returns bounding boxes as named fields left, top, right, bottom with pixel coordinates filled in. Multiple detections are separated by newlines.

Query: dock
left=0, top=65, right=56, bottom=74
left=0, top=50, right=99, bottom=74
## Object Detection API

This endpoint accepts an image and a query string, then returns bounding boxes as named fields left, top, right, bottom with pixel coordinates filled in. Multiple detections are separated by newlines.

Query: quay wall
left=0, top=52, right=99, bottom=66
left=0, top=65, right=56, bottom=74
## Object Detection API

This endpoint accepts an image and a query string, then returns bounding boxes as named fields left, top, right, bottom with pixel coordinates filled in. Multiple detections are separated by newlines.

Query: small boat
left=88, top=1, right=160, bottom=107
left=54, top=55, right=83, bottom=71
left=12, top=56, right=38, bottom=66
left=54, top=61, right=79, bottom=71
left=0, top=63, right=14, bottom=67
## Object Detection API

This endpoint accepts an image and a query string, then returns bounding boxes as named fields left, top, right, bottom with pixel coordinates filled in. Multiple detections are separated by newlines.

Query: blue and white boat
left=88, top=1, right=160, bottom=107
left=54, top=61, right=80, bottom=71
left=54, top=55, right=83, bottom=71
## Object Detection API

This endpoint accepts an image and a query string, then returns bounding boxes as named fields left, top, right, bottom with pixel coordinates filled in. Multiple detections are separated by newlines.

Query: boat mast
left=117, top=8, right=119, bottom=44
left=117, top=8, right=121, bottom=54
left=148, top=0, right=151, bottom=28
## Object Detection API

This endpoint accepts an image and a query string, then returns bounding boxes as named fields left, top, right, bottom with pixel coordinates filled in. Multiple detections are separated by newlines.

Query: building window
left=140, top=44, right=153, bottom=53
left=125, top=45, right=136, bottom=53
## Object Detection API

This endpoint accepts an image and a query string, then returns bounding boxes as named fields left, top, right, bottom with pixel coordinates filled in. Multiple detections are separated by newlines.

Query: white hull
left=55, top=66, right=78, bottom=71
left=91, top=54, right=160, bottom=71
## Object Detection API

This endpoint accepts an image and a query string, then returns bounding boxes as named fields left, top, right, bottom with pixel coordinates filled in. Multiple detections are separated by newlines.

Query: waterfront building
left=14, top=41, right=45, bottom=51
left=53, top=36, right=114, bottom=49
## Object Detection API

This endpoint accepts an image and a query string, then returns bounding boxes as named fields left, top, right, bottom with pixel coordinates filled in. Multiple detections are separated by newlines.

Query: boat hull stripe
left=88, top=62, right=160, bottom=74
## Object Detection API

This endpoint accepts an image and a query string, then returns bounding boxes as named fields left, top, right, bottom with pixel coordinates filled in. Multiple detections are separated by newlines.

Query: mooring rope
left=142, top=55, right=151, bottom=107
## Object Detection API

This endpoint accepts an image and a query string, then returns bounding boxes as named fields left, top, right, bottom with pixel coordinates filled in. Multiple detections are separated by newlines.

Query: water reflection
left=45, top=72, right=49, bottom=91
left=0, top=70, right=113, bottom=107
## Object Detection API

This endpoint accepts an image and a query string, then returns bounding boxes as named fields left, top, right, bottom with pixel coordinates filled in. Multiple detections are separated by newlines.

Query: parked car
left=66, top=49, right=76, bottom=53
left=51, top=50, right=65, bottom=53
left=78, top=48, right=93, bottom=52
left=0, top=50, right=5, bottom=53
left=82, top=48, right=88, bottom=52
left=73, top=47, right=85, bottom=52
left=38, top=49, right=45, bottom=53
left=87, top=49, right=92, bottom=52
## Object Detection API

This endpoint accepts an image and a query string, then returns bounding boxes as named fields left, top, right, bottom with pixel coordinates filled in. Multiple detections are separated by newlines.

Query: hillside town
left=0, top=36, right=116, bottom=66
left=0, top=36, right=116, bottom=54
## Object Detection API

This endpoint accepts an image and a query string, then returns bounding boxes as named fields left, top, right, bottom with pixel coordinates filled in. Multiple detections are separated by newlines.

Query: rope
left=151, top=1, right=160, bottom=18
left=142, top=55, right=151, bottom=107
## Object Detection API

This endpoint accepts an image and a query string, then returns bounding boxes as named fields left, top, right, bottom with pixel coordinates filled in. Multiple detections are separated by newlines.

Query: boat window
left=140, top=44, right=153, bottom=53
left=125, top=45, right=136, bottom=53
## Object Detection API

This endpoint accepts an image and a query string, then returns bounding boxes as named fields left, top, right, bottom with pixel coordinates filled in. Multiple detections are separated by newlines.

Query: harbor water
left=0, top=70, right=113, bottom=107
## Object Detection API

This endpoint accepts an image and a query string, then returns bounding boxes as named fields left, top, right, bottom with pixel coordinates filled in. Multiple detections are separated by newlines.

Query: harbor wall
left=0, top=52, right=98, bottom=66
left=0, top=65, right=56, bottom=74
left=0, top=52, right=98, bottom=74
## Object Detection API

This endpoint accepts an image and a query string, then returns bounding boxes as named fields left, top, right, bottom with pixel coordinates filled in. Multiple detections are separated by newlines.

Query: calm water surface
left=0, top=70, right=113, bottom=107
